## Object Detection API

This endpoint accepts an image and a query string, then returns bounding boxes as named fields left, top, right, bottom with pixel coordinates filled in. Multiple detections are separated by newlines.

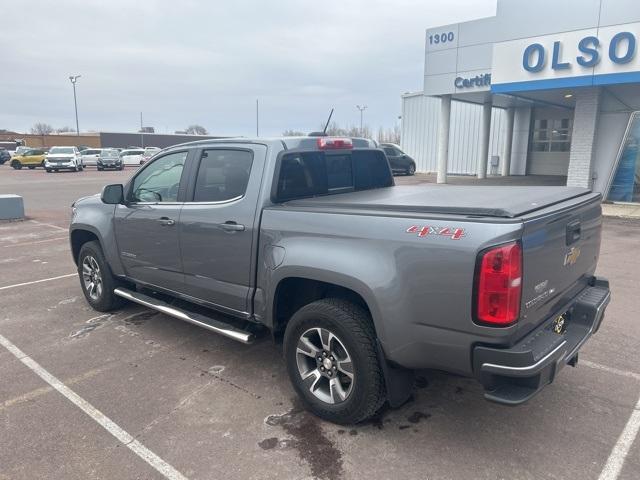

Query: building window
left=606, top=112, right=640, bottom=203
left=531, top=118, right=572, bottom=153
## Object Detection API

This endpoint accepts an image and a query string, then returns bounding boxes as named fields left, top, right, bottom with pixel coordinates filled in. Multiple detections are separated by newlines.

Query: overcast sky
left=2, top=0, right=496, bottom=136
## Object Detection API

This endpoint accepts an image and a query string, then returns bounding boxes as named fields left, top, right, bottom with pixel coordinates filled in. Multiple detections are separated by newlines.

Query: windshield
left=49, top=147, right=74, bottom=154
left=101, top=149, right=119, bottom=158
left=122, top=150, right=143, bottom=156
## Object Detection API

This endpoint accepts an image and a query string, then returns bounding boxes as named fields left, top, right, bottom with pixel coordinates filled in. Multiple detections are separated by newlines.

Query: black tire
left=283, top=298, right=386, bottom=424
left=46, top=169, right=52, bottom=173
left=28, top=166, right=35, bottom=169
left=12, top=161, right=22, bottom=170
left=97, top=167, right=103, bottom=171
left=77, top=240, right=125, bottom=312
left=406, top=163, right=416, bottom=176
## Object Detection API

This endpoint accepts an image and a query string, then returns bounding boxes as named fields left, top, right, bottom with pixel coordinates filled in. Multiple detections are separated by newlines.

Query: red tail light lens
left=317, top=137, right=353, bottom=150
left=476, top=242, right=522, bottom=326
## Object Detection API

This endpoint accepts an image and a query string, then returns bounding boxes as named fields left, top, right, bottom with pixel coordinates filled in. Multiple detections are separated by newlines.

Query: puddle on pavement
left=264, top=403, right=344, bottom=480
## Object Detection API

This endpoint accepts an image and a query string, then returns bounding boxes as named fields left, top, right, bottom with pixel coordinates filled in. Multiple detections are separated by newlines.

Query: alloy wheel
left=295, top=327, right=354, bottom=404
left=82, top=255, right=103, bottom=301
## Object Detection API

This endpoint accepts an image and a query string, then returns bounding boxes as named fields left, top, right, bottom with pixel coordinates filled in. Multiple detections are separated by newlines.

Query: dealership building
left=401, top=0, right=640, bottom=203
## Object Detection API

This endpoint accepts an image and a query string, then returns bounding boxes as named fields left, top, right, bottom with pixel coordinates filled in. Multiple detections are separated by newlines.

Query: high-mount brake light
left=475, top=242, right=522, bottom=326
left=317, top=137, right=353, bottom=150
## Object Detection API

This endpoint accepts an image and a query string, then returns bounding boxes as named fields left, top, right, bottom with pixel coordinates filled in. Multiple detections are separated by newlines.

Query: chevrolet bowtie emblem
left=564, top=247, right=581, bottom=266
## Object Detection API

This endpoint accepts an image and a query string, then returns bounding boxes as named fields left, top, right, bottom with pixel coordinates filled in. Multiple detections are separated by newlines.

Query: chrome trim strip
left=482, top=341, right=567, bottom=375
left=114, top=287, right=254, bottom=344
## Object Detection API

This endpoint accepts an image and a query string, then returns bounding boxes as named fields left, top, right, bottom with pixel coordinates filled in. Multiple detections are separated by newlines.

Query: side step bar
left=114, top=287, right=254, bottom=344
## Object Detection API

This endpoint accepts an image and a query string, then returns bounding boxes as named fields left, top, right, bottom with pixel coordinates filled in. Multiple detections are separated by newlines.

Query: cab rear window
left=273, top=150, right=392, bottom=202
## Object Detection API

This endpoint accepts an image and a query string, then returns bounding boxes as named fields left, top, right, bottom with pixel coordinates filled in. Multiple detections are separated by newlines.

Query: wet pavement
left=0, top=164, right=638, bottom=480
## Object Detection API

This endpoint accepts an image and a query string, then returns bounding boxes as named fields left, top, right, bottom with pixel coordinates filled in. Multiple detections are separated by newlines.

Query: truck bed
left=283, top=185, right=593, bottom=218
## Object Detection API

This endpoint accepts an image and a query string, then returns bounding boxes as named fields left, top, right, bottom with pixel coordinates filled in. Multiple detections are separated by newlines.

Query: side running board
left=114, top=287, right=254, bottom=344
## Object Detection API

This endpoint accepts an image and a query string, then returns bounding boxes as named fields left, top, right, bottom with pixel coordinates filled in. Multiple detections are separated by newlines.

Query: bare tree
left=282, top=129, right=306, bottom=136
left=56, top=126, right=75, bottom=133
left=185, top=124, right=208, bottom=135
left=31, top=123, right=54, bottom=135
left=376, top=125, right=401, bottom=144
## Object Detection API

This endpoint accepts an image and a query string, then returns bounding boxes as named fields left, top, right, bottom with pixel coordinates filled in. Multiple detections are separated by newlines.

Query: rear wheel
left=77, top=241, right=125, bottom=312
left=283, top=298, right=386, bottom=424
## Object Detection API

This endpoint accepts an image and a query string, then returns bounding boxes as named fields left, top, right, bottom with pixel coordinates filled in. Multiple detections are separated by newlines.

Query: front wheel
left=12, top=161, right=22, bottom=170
left=283, top=298, right=386, bottom=424
left=406, top=163, right=416, bottom=176
left=45, top=169, right=52, bottom=173
left=77, top=241, right=125, bottom=312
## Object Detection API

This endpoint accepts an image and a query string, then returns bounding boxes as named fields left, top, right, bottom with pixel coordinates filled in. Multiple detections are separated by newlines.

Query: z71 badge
left=406, top=225, right=466, bottom=240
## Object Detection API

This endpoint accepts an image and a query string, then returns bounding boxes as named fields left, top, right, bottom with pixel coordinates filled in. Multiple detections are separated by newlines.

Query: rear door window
left=192, top=149, right=253, bottom=202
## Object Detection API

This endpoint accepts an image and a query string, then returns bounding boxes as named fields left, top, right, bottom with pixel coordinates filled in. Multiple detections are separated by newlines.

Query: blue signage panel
left=491, top=24, right=640, bottom=93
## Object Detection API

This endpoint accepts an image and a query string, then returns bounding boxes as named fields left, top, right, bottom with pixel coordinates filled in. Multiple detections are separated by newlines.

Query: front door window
left=130, top=151, right=187, bottom=202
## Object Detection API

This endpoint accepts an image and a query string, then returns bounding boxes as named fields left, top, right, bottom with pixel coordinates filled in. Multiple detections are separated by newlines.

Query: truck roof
left=170, top=136, right=377, bottom=151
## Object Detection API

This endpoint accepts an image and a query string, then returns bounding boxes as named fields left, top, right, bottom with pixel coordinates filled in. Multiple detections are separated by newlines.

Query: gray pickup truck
left=70, top=136, right=611, bottom=424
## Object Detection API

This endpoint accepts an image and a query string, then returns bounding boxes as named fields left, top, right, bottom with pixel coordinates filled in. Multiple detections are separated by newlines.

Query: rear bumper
left=473, top=277, right=610, bottom=405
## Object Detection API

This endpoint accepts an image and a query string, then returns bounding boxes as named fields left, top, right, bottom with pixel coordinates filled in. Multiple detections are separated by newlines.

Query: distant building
left=402, top=0, right=640, bottom=204
left=0, top=131, right=229, bottom=150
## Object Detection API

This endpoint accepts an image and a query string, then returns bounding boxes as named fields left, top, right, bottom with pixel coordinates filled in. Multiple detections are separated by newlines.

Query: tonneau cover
left=284, top=185, right=593, bottom=218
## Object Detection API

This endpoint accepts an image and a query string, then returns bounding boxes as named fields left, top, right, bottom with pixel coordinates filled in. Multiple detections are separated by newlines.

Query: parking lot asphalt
left=1, top=164, right=639, bottom=480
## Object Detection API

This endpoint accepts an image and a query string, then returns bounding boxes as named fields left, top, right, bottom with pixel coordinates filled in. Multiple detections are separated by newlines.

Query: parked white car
left=44, top=146, right=84, bottom=172
left=81, top=148, right=102, bottom=166
left=120, top=149, right=145, bottom=166
left=140, top=147, right=161, bottom=164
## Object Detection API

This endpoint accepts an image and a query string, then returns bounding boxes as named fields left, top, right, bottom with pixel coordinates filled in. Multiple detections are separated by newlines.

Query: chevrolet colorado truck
left=69, top=136, right=611, bottom=424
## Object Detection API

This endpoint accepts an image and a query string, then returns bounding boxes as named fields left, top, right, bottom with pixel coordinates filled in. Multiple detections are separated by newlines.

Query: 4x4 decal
left=406, top=225, right=466, bottom=240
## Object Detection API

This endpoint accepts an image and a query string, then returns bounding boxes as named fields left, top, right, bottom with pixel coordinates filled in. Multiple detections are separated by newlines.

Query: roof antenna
left=308, top=108, right=334, bottom=137
left=322, top=108, right=334, bottom=136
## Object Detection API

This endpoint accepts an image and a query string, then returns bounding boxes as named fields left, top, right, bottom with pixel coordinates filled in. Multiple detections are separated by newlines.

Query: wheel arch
left=70, top=228, right=100, bottom=265
left=269, top=273, right=384, bottom=344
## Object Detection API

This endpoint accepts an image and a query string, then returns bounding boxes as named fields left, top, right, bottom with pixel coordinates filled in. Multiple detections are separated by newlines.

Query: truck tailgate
left=518, top=192, right=603, bottom=337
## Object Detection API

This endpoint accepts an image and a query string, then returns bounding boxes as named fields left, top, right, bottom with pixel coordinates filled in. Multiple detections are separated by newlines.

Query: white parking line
left=28, top=220, right=67, bottom=232
left=0, top=273, right=76, bottom=291
left=598, top=394, right=640, bottom=480
left=2, top=236, right=68, bottom=248
left=582, top=360, right=640, bottom=382
left=0, top=333, right=189, bottom=480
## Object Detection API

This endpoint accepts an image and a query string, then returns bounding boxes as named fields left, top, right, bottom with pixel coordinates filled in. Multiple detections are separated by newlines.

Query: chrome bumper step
left=114, top=287, right=254, bottom=344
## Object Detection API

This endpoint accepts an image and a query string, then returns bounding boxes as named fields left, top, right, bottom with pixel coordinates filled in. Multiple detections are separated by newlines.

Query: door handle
left=158, top=217, right=175, bottom=226
left=566, top=220, right=581, bottom=245
left=220, top=221, right=245, bottom=232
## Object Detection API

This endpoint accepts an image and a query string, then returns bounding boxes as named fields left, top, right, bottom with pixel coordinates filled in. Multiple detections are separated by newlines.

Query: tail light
left=317, top=137, right=353, bottom=150
left=475, top=242, right=522, bottom=326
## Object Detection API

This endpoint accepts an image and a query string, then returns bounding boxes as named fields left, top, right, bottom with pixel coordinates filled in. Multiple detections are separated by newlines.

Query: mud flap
left=376, top=340, right=415, bottom=408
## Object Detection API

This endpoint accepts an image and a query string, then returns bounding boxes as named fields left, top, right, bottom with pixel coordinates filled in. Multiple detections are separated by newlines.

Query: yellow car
left=10, top=148, right=47, bottom=170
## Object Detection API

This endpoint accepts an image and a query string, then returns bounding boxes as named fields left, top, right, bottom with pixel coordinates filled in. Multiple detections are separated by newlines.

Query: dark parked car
left=97, top=149, right=124, bottom=171
left=380, top=143, right=416, bottom=175
left=0, top=148, right=11, bottom=164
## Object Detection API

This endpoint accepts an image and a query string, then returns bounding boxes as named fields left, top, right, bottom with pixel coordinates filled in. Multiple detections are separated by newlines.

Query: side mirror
left=101, top=184, right=124, bottom=204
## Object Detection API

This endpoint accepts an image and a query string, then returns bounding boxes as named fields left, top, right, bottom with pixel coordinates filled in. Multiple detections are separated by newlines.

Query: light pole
left=69, top=75, right=81, bottom=136
left=356, top=105, right=367, bottom=137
